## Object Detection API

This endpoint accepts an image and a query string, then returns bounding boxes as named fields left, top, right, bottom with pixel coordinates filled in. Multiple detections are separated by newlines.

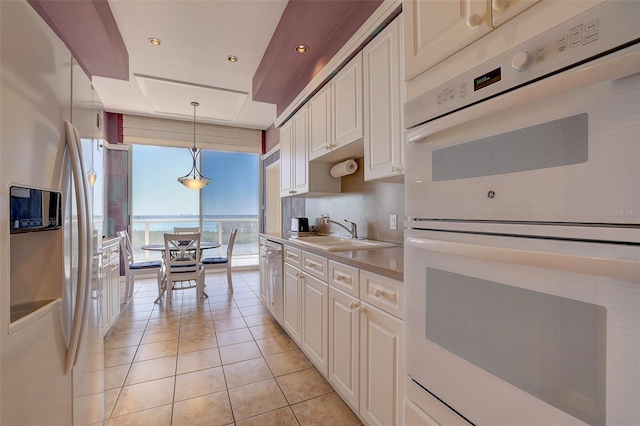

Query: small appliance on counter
left=291, top=217, right=309, bottom=232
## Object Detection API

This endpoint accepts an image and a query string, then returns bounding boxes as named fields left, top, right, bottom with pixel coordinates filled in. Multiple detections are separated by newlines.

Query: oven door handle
left=407, top=46, right=640, bottom=143
left=406, top=237, right=639, bottom=282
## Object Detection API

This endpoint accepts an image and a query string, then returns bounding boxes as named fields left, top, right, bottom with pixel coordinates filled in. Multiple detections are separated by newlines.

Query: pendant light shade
left=178, top=101, right=211, bottom=189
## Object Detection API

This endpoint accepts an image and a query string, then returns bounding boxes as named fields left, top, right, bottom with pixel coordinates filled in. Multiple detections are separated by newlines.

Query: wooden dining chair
left=117, top=230, right=163, bottom=300
left=161, top=232, right=205, bottom=307
left=202, top=228, right=237, bottom=292
left=174, top=226, right=200, bottom=234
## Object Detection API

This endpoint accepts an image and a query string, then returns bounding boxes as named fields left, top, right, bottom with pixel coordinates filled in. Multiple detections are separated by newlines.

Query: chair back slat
left=164, top=233, right=202, bottom=274
left=117, top=230, right=135, bottom=264
left=227, top=228, right=238, bottom=258
left=174, top=227, right=200, bottom=234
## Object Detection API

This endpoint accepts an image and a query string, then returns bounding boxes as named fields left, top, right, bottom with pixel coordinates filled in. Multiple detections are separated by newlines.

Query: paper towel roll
left=330, top=159, right=358, bottom=178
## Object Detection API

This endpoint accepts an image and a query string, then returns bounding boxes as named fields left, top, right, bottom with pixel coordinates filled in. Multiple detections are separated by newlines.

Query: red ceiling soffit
left=28, top=0, right=129, bottom=81
left=252, top=0, right=383, bottom=111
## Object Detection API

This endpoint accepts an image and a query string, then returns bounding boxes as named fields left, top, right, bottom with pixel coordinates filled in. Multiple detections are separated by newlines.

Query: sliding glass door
left=131, top=145, right=259, bottom=266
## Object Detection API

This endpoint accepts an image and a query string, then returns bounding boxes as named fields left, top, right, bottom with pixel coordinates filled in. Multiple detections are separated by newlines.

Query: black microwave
left=10, top=186, right=62, bottom=234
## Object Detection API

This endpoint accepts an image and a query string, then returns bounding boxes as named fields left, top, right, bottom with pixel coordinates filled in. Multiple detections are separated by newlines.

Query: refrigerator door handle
left=72, top=126, right=94, bottom=368
left=64, top=121, right=89, bottom=375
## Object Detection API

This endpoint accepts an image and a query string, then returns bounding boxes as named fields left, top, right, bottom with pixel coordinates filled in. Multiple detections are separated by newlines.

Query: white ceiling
left=92, top=0, right=289, bottom=131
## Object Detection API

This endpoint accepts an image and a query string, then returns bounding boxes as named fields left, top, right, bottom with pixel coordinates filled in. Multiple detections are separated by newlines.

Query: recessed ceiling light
left=227, top=55, right=238, bottom=63
left=148, top=37, right=162, bottom=46
left=295, top=44, right=308, bottom=53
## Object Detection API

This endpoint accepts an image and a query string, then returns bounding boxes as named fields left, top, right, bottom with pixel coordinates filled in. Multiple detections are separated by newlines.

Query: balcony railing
left=131, top=217, right=259, bottom=266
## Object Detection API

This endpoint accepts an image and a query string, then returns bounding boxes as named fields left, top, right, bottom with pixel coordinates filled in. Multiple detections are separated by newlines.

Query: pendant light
left=178, top=101, right=211, bottom=189
left=87, top=139, right=97, bottom=186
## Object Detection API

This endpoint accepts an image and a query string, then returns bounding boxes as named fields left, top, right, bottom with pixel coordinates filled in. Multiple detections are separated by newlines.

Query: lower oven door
left=405, top=228, right=640, bottom=426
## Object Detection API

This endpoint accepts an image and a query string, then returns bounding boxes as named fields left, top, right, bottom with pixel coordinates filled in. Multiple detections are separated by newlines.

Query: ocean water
left=131, top=216, right=259, bottom=260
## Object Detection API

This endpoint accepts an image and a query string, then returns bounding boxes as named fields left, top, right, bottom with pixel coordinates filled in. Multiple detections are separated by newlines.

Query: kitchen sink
left=293, top=235, right=395, bottom=251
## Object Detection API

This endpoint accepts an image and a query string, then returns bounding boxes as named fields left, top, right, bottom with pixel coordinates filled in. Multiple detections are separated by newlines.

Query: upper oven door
left=405, top=45, right=640, bottom=226
left=404, top=228, right=640, bottom=426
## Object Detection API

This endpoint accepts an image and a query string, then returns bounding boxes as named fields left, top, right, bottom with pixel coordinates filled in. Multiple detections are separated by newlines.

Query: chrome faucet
left=325, top=217, right=358, bottom=239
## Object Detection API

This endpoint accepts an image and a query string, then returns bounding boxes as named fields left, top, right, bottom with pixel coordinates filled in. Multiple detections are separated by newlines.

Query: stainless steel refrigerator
left=1, top=1, right=105, bottom=423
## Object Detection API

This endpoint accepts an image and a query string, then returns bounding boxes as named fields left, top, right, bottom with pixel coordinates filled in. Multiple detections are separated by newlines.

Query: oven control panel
left=405, top=1, right=640, bottom=129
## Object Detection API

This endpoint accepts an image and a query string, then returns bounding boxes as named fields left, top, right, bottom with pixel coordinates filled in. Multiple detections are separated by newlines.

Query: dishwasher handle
left=264, top=240, right=283, bottom=253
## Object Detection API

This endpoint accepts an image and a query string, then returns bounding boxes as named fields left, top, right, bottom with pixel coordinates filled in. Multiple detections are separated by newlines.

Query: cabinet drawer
left=301, top=251, right=328, bottom=282
left=284, top=246, right=302, bottom=267
left=360, top=270, right=403, bottom=319
left=328, top=261, right=359, bottom=298
left=109, top=245, right=119, bottom=263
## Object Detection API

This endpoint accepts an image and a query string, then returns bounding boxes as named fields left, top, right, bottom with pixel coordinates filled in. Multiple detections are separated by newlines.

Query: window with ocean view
left=131, top=145, right=259, bottom=266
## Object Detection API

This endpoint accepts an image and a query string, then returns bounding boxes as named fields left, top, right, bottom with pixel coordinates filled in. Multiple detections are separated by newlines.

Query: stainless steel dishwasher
left=262, top=239, right=283, bottom=326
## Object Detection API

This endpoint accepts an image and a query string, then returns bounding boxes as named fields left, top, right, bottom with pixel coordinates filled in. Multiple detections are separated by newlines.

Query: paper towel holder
left=330, top=159, right=358, bottom=178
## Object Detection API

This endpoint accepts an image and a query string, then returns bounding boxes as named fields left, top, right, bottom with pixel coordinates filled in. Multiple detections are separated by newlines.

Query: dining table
left=141, top=241, right=221, bottom=303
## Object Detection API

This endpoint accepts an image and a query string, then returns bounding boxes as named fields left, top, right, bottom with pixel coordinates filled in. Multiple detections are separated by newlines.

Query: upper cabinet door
left=331, top=51, right=363, bottom=148
left=363, top=17, right=404, bottom=182
left=292, top=106, right=309, bottom=194
left=491, top=0, right=540, bottom=27
left=308, top=85, right=332, bottom=161
left=279, top=120, right=294, bottom=197
left=403, top=0, right=492, bottom=80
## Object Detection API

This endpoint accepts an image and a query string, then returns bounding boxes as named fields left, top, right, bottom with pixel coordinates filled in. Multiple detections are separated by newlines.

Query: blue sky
left=132, top=145, right=258, bottom=217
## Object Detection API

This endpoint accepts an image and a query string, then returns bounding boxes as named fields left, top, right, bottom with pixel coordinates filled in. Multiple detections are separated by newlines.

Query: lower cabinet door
left=302, top=274, right=328, bottom=376
left=359, top=301, right=404, bottom=426
left=283, top=263, right=302, bottom=345
left=108, top=260, right=120, bottom=323
left=328, top=286, right=360, bottom=410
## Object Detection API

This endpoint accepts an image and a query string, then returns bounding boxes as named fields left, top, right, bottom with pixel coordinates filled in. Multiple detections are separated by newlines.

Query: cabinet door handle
left=325, top=144, right=331, bottom=150
left=296, top=272, right=305, bottom=279
left=467, top=13, right=481, bottom=28
left=357, top=306, right=365, bottom=314
left=492, top=0, right=508, bottom=11
left=349, top=302, right=358, bottom=309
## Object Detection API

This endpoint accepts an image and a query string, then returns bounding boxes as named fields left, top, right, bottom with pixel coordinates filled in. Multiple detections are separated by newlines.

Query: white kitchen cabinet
left=301, top=273, right=328, bottom=376
left=359, top=301, right=404, bottom=426
left=280, top=105, right=309, bottom=196
left=404, top=0, right=542, bottom=80
left=307, top=51, right=365, bottom=163
left=102, top=237, right=121, bottom=336
left=331, top=51, right=364, bottom=151
left=404, top=0, right=492, bottom=80
left=280, top=104, right=340, bottom=197
left=308, top=85, right=332, bottom=161
left=491, top=0, right=540, bottom=27
left=328, top=286, right=360, bottom=410
left=283, top=262, right=302, bottom=344
left=279, top=118, right=294, bottom=197
left=363, top=17, right=404, bottom=181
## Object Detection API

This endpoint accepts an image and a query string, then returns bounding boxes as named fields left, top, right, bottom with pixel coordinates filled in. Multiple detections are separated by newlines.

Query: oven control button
left=511, top=52, right=531, bottom=71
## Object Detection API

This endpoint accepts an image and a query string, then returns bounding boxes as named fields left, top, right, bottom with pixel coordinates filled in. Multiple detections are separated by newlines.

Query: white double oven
left=404, top=2, right=639, bottom=425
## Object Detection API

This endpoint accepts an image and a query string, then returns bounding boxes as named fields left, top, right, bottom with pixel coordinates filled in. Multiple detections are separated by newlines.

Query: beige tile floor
left=104, top=270, right=362, bottom=426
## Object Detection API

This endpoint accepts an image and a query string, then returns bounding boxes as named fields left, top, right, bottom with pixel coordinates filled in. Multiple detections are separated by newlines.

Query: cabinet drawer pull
left=349, top=302, right=358, bottom=309
left=335, top=273, right=349, bottom=282
left=286, top=253, right=297, bottom=259
left=307, top=261, right=318, bottom=269
left=373, top=288, right=384, bottom=297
